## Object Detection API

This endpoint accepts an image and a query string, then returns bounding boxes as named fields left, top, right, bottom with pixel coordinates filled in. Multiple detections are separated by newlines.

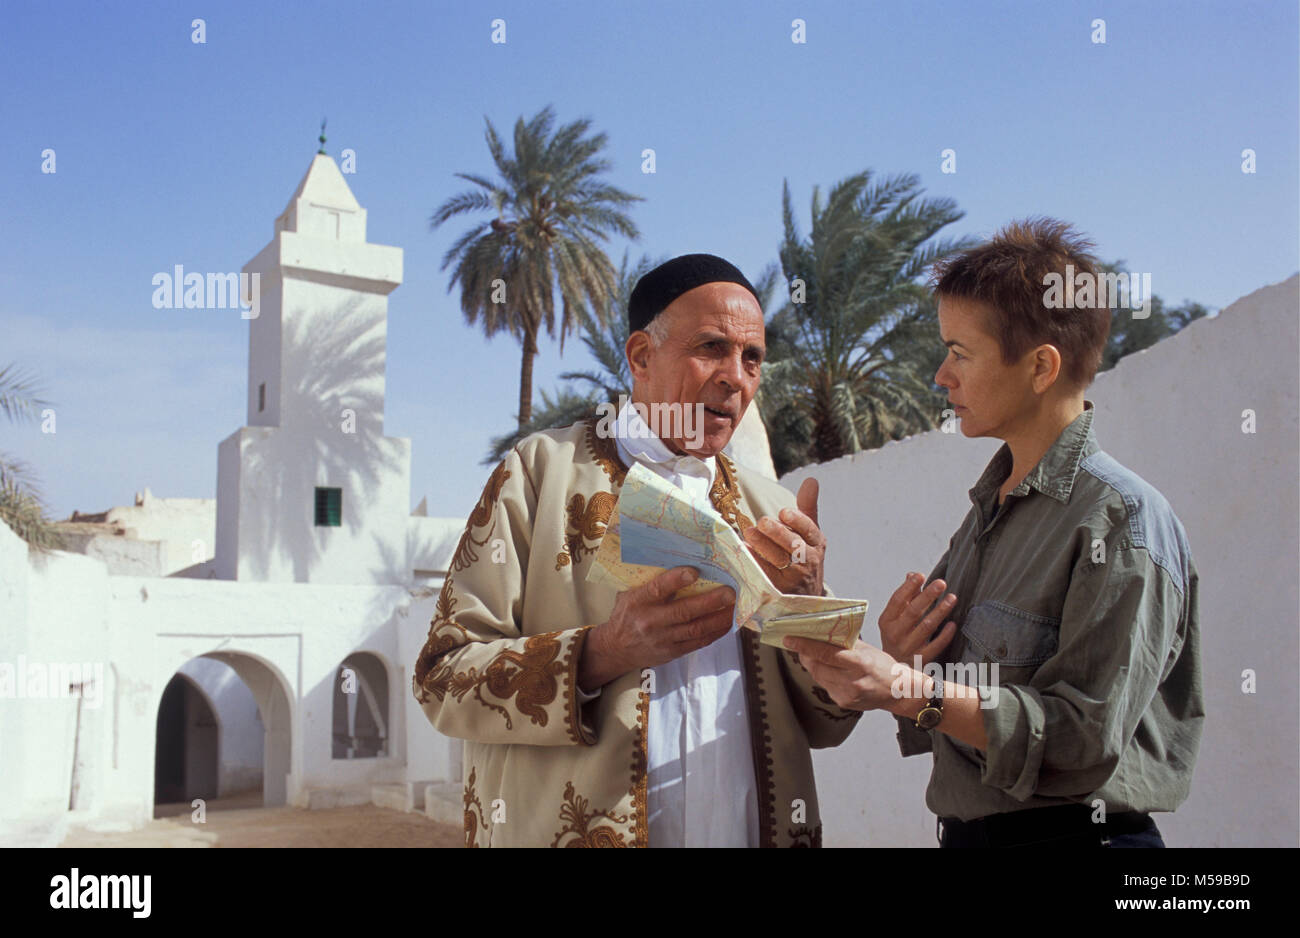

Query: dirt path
left=60, top=799, right=463, bottom=848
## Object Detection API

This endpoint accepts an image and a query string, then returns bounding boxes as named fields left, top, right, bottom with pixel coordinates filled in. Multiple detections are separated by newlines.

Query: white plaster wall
left=726, top=403, right=777, bottom=481
left=105, top=495, right=216, bottom=575
left=214, top=429, right=241, bottom=581
left=275, top=278, right=390, bottom=437
left=106, top=574, right=449, bottom=818
left=54, top=532, right=166, bottom=577
left=407, top=516, right=465, bottom=577
left=0, top=521, right=30, bottom=826
left=0, top=539, right=114, bottom=826
left=1, top=524, right=456, bottom=837
left=783, top=276, right=1300, bottom=847
left=218, top=423, right=414, bottom=585
left=247, top=279, right=285, bottom=428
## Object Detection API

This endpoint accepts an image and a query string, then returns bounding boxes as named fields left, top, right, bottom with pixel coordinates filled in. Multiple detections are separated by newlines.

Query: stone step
left=301, top=785, right=373, bottom=810
left=371, top=780, right=439, bottom=813
left=424, top=782, right=462, bottom=826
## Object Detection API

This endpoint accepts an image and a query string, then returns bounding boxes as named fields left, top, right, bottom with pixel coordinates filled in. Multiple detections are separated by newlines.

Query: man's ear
left=626, top=331, right=652, bottom=380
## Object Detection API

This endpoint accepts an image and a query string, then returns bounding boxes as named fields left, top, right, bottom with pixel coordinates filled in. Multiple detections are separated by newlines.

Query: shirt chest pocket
left=960, top=601, right=1060, bottom=685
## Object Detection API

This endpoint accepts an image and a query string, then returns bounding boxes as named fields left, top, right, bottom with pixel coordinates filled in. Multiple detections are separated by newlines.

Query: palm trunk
left=810, top=396, right=845, bottom=463
left=517, top=327, right=538, bottom=428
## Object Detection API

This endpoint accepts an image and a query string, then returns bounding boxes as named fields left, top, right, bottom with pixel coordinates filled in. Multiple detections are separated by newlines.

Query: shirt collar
left=612, top=397, right=716, bottom=485
left=970, top=400, right=1099, bottom=507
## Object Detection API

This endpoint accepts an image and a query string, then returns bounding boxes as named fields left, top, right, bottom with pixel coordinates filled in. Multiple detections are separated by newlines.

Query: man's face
left=934, top=295, right=1038, bottom=441
left=628, top=282, right=766, bottom=458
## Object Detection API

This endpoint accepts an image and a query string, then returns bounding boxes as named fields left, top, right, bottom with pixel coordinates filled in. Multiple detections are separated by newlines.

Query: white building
left=0, top=153, right=467, bottom=846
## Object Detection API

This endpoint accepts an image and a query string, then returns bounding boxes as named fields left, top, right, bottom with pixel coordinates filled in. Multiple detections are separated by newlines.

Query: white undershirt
left=600, top=398, right=760, bottom=847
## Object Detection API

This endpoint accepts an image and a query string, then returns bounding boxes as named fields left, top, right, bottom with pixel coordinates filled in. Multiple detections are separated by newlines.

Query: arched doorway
left=153, top=673, right=219, bottom=806
left=154, top=650, right=293, bottom=812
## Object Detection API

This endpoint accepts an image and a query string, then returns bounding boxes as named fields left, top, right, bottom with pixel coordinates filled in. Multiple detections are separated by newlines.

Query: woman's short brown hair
left=930, top=217, right=1111, bottom=389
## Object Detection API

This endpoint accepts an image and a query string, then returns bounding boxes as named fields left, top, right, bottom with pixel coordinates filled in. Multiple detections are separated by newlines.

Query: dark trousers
left=937, top=805, right=1165, bottom=848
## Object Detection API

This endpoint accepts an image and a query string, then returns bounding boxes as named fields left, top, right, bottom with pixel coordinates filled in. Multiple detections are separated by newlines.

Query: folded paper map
left=587, top=462, right=867, bottom=648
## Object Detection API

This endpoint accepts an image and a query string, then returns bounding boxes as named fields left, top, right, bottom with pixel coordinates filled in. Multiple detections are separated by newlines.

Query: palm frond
left=760, top=169, right=968, bottom=469
left=0, top=363, right=50, bottom=424
left=0, top=453, right=62, bottom=552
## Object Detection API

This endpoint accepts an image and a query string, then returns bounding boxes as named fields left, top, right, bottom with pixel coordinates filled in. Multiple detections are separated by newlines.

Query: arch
left=154, top=649, right=294, bottom=810
left=153, top=672, right=220, bottom=806
left=331, top=651, right=389, bottom=759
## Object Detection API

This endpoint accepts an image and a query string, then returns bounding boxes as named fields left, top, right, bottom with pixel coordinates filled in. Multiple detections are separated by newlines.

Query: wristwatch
left=914, top=681, right=944, bottom=730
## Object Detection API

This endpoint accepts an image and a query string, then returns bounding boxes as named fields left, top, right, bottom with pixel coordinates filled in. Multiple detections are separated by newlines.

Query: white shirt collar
left=612, top=397, right=716, bottom=487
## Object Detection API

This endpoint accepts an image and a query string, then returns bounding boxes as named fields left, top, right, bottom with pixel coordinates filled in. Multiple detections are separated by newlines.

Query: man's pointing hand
left=743, top=476, right=825, bottom=596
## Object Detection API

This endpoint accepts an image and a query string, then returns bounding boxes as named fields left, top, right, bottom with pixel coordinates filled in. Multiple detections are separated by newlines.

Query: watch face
left=917, top=706, right=942, bottom=730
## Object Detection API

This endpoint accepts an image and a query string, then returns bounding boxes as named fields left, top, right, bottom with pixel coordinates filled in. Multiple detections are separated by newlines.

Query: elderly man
left=413, top=253, right=860, bottom=847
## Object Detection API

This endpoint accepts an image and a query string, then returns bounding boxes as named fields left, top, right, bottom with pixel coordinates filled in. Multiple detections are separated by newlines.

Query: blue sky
left=2, top=0, right=1296, bottom=521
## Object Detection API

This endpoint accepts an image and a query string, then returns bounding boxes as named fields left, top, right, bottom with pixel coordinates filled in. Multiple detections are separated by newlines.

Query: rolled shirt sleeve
left=977, top=525, right=1188, bottom=802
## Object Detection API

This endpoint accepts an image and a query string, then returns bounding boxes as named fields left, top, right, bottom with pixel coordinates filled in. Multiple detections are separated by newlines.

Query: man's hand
left=878, top=573, right=958, bottom=667
left=781, top=637, right=900, bottom=712
left=579, top=566, right=736, bottom=691
left=743, top=477, right=825, bottom=596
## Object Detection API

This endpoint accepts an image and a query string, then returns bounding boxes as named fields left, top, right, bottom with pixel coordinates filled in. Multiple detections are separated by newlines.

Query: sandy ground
left=59, top=793, right=464, bottom=848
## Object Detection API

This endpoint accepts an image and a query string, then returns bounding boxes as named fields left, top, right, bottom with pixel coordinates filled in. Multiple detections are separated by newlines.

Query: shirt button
left=996, top=644, right=1008, bottom=657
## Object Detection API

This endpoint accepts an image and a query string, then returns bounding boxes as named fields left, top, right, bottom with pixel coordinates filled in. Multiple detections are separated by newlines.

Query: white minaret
left=214, top=140, right=413, bottom=584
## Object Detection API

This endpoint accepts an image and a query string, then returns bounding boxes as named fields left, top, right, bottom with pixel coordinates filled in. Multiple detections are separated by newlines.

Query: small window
left=258, top=382, right=266, bottom=412
left=314, top=487, right=341, bottom=526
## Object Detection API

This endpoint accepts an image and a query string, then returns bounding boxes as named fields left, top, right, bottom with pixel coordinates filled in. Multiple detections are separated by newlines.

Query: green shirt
left=895, top=401, right=1204, bottom=821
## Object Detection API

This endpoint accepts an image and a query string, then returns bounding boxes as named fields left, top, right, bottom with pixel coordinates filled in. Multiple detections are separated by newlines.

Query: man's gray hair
left=643, top=313, right=670, bottom=347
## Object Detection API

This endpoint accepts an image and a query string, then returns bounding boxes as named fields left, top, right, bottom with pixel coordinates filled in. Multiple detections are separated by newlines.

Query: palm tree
left=757, top=171, right=974, bottom=473
left=0, top=363, right=62, bottom=551
left=481, top=250, right=652, bottom=463
left=555, top=250, right=657, bottom=402
left=432, top=105, right=643, bottom=429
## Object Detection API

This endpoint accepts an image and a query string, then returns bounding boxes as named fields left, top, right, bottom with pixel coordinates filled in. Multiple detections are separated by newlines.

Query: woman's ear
left=1031, top=344, right=1063, bottom=394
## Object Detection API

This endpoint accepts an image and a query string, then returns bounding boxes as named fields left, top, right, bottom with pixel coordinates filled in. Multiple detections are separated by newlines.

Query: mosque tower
left=214, top=131, right=414, bottom=584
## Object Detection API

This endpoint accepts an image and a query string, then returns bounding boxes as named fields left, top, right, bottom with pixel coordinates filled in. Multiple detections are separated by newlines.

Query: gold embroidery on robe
left=585, top=420, right=628, bottom=486
left=451, top=459, right=511, bottom=572
left=551, top=781, right=630, bottom=847
left=711, top=452, right=754, bottom=534
left=413, top=579, right=470, bottom=699
left=556, top=490, right=618, bottom=570
left=464, top=767, right=487, bottom=848
left=421, top=631, right=566, bottom=730
left=629, top=690, right=650, bottom=847
left=563, top=627, right=596, bottom=746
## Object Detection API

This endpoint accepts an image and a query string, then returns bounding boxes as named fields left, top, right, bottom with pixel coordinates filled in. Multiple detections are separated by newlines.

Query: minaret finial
left=317, top=118, right=327, bottom=155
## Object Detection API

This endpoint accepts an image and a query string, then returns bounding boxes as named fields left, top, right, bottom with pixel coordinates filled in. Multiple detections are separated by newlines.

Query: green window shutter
left=315, top=487, right=342, bottom=527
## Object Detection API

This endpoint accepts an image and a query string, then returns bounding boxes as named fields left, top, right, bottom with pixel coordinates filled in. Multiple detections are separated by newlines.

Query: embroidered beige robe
left=412, top=420, right=860, bottom=847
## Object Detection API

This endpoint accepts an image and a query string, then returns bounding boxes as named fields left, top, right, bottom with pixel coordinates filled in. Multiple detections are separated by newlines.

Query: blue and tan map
left=586, top=463, right=866, bottom=648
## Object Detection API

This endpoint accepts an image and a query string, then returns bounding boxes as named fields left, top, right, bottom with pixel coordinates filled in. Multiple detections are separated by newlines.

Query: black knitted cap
left=627, top=253, right=760, bottom=333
